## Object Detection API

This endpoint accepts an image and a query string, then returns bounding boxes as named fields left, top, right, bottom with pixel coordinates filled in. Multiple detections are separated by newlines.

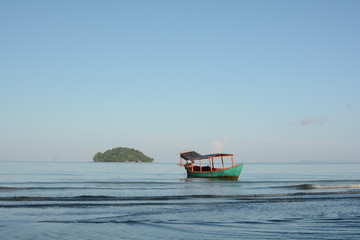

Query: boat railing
left=180, top=156, right=238, bottom=172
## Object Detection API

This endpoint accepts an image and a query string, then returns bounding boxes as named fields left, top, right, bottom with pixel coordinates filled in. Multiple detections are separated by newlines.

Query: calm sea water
left=0, top=161, right=360, bottom=240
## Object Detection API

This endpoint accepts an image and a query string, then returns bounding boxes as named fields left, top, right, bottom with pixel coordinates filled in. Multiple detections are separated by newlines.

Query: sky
left=1, top=0, right=359, bottom=163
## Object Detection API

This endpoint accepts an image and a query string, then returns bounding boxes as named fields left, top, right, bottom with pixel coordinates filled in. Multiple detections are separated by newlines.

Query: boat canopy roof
left=180, top=151, right=233, bottom=161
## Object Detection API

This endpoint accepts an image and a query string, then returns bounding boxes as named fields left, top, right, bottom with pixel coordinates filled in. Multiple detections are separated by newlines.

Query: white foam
left=311, top=184, right=360, bottom=189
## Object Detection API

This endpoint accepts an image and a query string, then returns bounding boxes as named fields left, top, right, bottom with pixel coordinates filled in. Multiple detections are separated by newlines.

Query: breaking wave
left=288, top=184, right=360, bottom=190
left=1, top=189, right=360, bottom=209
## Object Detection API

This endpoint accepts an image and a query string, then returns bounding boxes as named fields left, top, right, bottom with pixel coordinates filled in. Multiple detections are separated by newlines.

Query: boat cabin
left=179, top=151, right=235, bottom=172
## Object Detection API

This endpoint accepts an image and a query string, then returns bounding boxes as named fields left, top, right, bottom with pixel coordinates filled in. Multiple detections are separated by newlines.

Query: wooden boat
left=178, top=151, right=243, bottom=180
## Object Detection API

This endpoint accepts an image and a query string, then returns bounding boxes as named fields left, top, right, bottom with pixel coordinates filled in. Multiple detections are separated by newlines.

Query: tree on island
left=93, top=147, right=154, bottom=162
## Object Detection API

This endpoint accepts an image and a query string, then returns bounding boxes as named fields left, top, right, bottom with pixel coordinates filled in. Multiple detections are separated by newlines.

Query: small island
left=93, top=147, right=154, bottom=162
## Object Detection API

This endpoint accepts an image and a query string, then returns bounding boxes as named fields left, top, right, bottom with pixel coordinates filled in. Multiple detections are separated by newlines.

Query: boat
left=178, top=151, right=243, bottom=180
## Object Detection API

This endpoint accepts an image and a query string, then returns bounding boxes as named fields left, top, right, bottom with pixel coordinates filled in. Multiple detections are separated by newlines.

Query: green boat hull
left=186, top=164, right=243, bottom=180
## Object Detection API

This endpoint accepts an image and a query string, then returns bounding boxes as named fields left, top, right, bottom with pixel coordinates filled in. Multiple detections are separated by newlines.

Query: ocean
left=0, top=161, right=359, bottom=239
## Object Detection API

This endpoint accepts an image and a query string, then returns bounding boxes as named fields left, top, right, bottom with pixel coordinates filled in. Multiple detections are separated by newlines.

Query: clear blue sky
left=1, top=0, right=359, bottom=163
